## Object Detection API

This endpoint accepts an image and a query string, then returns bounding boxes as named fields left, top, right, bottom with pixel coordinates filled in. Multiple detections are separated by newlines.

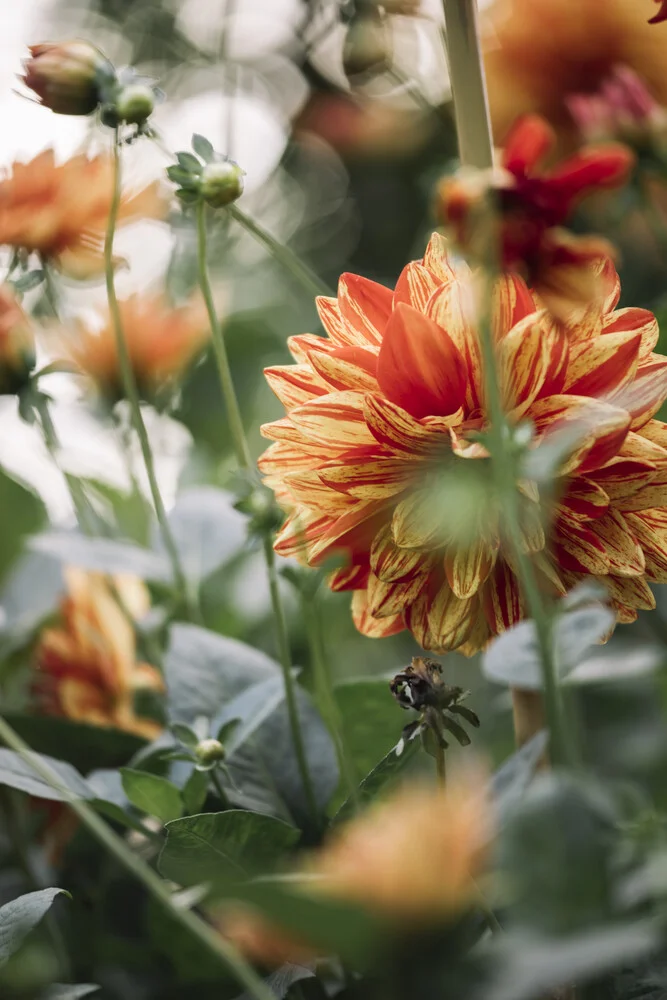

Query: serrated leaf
left=159, top=810, right=299, bottom=892
left=120, top=769, right=183, bottom=823
left=192, top=133, right=215, bottom=162
left=0, top=889, right=69, bottom=964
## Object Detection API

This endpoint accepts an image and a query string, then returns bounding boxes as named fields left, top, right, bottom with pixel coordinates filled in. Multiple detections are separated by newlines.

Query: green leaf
left=192, top=133, right=215, bottom=162
left=170, top=722, right=199, bottom=748
left=233, top=965, right=314, bottom=1000
left=41, top=985, right=100, bottom=999
left=2, top=715, right=146, bottom=774
left=182, top=768, right=209, bottom=815
left=176, top=150, right=202, bottom=173
left=120, top=769, right=183, bottom=823
left=81, top=479, right=152, bottom=546
left=12, top=269, right=44, bottom=293
left=492, top=731, right=548, bottom=825
left=157, top=487, right=246, bottom=587
left=334, top=677, right=407, bottom=783
left=0, top=468, right=45, bottom=588
left=334, top=731, right=421, bottom=824
left=0, top=889, right=69, bottom=965
left=158, top=810, right=299, bottom=891
left=31, top=532, right=169, bottom=582
left=483, top=603, right=615, bottom=690
left=0, top=748, right=91, bottom=802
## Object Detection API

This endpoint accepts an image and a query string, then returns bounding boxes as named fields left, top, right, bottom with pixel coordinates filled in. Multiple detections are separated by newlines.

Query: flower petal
left=555, top=515, right=611, bottom=575
left=363, top=394, right=453, bottom=457
left=370, top=524, right=433, bottom=582
left=547, top=144, right=634, bottom=206
left=283, top=470, right=358, bottom=514
left=329, top=560, right=370, bottom=592
left=444, top=537, right=496, bottom=599
left=529, top=395, right=630, bottom=476
left=602, top=308, right=659, bottom=362
left=290, top=391, right=376, bottom=448
left=611, top=356, right=667, bottom=430
left=337, top=273, right=393, bottom=346
left=625, top=509, right=667, bottom=581
left=393, top=261, right=439, bottom=311
left=308, top=502, right=387, bottom=564
left=562, top=329, right=642, bottom=398
left=428, top=582, right=476, bottom=647
left=309, top=346, right=379, bottom=392
left=422, top=232, right=461, bottom=283
left=590, top=509, right=645, bottom=577
left=315, top=296, right=346, bottom=342
left=492, top=273, right=538, bottom=340
left=600, top=574, right=655, bottom=612
left=352, top=589, right=405, bottom=638
left=367, top=572, right=427, bottom=618
left=288, top=333, right=335, bottom=364
left=559, top=479, right=610, bottom=522
left=376, top=302, right=467, bottom=419
left=482, top=561, right=522, bottom=634
left=425, top=279, right=481, bottom=410
left=503, top=114, right=554, bottom=175
left=264, top=364, right=329, bottom=410
left=499, top=317, right=553, bottom=411
left=616, top=468, right=667, bottom=512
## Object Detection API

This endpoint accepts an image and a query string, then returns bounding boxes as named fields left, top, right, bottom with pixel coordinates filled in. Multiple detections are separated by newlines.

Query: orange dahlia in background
left=60, top=293, right=209, bottom=401
left=0, top=283, right=35, bottom=394
left=222, top=771, right=489, bottom=966
left=0, top=150, right=165, bottom=278
left=483, top=0, right=667, bottom=148
left=260, top=234, right=667, bottom=654
left=35, top=567, right=163, bottom=738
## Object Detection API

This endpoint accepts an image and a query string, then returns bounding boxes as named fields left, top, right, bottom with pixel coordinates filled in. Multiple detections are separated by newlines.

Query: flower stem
left=0, top=715, right=276, bottom=1000
left=226, top=204, right=334, bottom=299
left=441, top=0, right=569, bottom=766
left=195, top=199, right=319, bottom=829
left=104, top=130, right=188, bottom=606
left=434, top=743, right=447, bottom=785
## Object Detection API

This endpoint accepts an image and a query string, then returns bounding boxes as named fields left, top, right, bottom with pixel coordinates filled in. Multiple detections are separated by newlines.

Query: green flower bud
left=113, top=83, right=156, bottom=125
left=195, top=738, right=226, bottom=765
left=22, top=40, right=111, bottom=116
left=200, top=160, right=245, bottom=208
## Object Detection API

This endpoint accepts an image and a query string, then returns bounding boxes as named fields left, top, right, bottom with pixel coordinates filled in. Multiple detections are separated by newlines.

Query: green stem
left=196, top=200, right=319, bottom=828
left=0, top=715, right=276, bottom=1000
left=441, top=0, right=569, bottom=765
left=303, top=598, right=359, bottom=807
left=104, top=130, right=189, bottom=606
left=434, top=742, right=446, bottom=785
left=226, top=204, right=334, bottom=299
left=211, top=768, right=230, bottom=808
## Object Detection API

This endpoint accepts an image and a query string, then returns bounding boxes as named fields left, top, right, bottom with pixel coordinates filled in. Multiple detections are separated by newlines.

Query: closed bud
left=113, top=83, right=156, bottom=125
left=22, top=40, right=110, bottom=116
left=342, top=9, right=391, bottom=80
left=200, top=160, right=245, bottom=207
left=0, top=286, right=35, bottom=394
left=195, top=738, right=226, bottom=765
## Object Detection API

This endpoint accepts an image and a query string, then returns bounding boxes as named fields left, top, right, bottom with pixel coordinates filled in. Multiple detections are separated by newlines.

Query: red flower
left=437, top=114, right=633, bottom=319
left=650, top=0, right=667, bottom=23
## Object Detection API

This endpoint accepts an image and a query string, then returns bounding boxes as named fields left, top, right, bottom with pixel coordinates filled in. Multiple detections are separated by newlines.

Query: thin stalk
left=440, top=0, right=494, bottom=169
left=0, top=714, right=276, bottom=1000
left=211, top=768, right=230, bottom=808
left=196, top=200, right=319, bottom=828
left=226, top=203, right=333, bottom=298
left=303, top=598, right=359, bottom=807
left=104, top=130, right=188, bottom=606
left=434, top=743, right=447, bottom=785
left=35, top=393, right=95, bottom=534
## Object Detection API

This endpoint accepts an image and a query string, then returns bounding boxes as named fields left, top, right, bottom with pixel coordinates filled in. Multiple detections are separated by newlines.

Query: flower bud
left=22, top=40, right=110, bottom=116
left=342, top=9, right=392, bottom=80
left=200, top=160, right=245, bottom=207
left=0, top=286, right=35, bottom=394
left=195, top=738, right=226, bottom=765
left=113, top=83, right=156, bottom=126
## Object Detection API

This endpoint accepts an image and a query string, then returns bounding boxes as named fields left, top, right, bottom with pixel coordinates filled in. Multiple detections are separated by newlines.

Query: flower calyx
left=167, top=133, right=245, bottom=208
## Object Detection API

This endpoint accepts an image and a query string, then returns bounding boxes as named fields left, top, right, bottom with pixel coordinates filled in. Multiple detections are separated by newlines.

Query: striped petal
left=616, top=469, right=667, bottom=512
left=529, top=395, right=630, bottom=476
left=258, top=440, right=328, bottom=476
left=422, top=232, right=461, bottom=283
left=392, top=491, right=444, bottom=550
left=288, top=333, right=335, bottom=363
left=562, top=329, right=641, bottom=398
left=611, top=356, right=667, bottom=430
left=482, top=561, right=522, bottom=635
left=338, top=273, right=393, bottom=346
left=275, top=509, right=334, bottom=559
left=638, top=419, right=667, bottom=450
left=600, top=574, right=656, bottom=612
left=315, top=296, right=346, bottom=342
left=602, top=308, right=659, bottom=362
left=283, top=470, right=358, bottom=514
left=405, top=590, right=440, bottom=651
left=376, top=302, right=467, bottom=419
left=370, top=524, right=433, bottom=582
left=590, top=509, right=645, bottom=577
left=492, top=273, right=538, bottom=340
left=444, top=537, right=496, bottom=599
left=555, top=514, right=611, bottom=575
left=393, top=261, right=439, bottom=311
left=559, top=479, right=609, bottom=522
left=352, top=589, right=405, bottom=638
left=329, top=560, right=370, bottom=592
left=499, top=318, right=552, bottom=412
left=308, top=502, right=387, bottom=564
left=425, top=278, right=481, bottom=410
left=367, top=572, right=427, bottom=618
left=428, top=582, right=476, bottom=647
left=290, top=391, right=375, bottom=447
left=625, top=509, right=667, bottom=581
left=320, top=458, right=413, bottom=499
left=264, top=364, right=328, bottom=410
left=309, top=346, right=379, bottom=392
left=363, top=394, right=452, bottom=457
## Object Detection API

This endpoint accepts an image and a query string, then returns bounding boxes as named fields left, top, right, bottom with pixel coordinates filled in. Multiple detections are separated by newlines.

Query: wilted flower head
left=567, top=66, right=667, bottom=150
left=0, top=284, right=35, bottom=394
left=260, top=234, right=667, bottom=654
left=21, top=40, right=111, bottom=116
left=0, top=150, right=165, bottom=277
left=36, top=568, right=163, bottom=738
left=222, top=771, right=490, bottom=966
left=437, top=114, right=633, bottom=320
left=59, top=294, right=209, bottom=402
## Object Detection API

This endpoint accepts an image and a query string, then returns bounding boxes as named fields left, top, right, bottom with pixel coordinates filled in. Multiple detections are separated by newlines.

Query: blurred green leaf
left=120, top=768, right=183, bottom=823
left=233, top=964, right=314, bottom=1000
left=81, top=478, right=153, bottom=546
left=334, top=677, right=406, bottom=783
left=0, top=889, right=69, bottom=965
left=159, top=810, right=299, bottom=891
left=182, top=767, right=209, bottom=814
left=40, top=987, right=100, bottom=999
left=192, top=134, right=215, bottom=163
left=492, top=731, right=548, bottom=825
left=334, top=731, right=421, bottom=824
left=0, top=748, right=91, bottom=802
left=30, top=532, right=169, bottom=583
left=157, top=486, right=246, bottom=588
left=2, top=715, right=146, bottom=774
left=0, top=468, right=45, bottom=588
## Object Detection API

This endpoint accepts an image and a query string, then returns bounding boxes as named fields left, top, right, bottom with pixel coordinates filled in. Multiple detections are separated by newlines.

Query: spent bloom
left=436, top=114, right=633, bottom=320
left=567, top=66, right=667, bottom=151
left=35, top=568, right=163, bottom=739
left=260, top=234, right=667, bottom=654
left=58, top=293, right=209, bottom=402
left=0, top=150, right=165, bottom=278
left=21, top=40, right=111, bottom=116
left=0, top=284, right=35, bottom=394
left=222, top=773, right=490, bottom=966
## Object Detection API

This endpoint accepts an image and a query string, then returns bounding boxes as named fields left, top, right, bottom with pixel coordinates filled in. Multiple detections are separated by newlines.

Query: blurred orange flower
left=260, top=234, right=667, bottom=653
left=0, top=284, right=35, bottom=394
left=0, top=150, right=165, bottom=278
left=223, top=773, right=489, bottom=966
left=437, top=114, right=632, bottom=320
left=21, top=40, right=109, bottom=116
left=35, top=567, right=163, bottom=739
left=483, top=0, right=667, bottom=147
left=61, top=294, right=209, bottom=401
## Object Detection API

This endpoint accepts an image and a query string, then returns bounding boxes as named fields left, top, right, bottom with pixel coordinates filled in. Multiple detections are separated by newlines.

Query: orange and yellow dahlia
left=0, top=150, right=165, bottom=278
left=35, top=567, right=163, bottom=738
left=260, top=234, right=667, bottom=654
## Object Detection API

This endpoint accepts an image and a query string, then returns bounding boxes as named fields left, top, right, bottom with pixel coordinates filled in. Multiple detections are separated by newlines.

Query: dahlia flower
left=0, top=284, right=35, bottom=394
left=35, top=568, right=163, bottom=738
left=260, top=234, right=667, bottom=654
left=60, top=293, right=209, bottom=402
left=0, top=150, right=165, bottom=278
left=222, top=773, right=489, bottom=966
left=437, top=114, right=632, bottom=320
